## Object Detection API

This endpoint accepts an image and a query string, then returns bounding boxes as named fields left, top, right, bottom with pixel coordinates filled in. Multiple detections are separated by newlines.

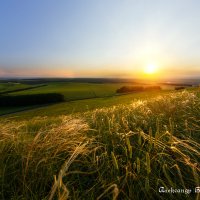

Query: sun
left=144, top=64, right=157, bottom=74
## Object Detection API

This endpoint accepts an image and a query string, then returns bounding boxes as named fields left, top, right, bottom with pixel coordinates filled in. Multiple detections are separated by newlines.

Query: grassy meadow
left=0, top=80, right=199, bottom=200
left=0, top=81, right=175, bottom=117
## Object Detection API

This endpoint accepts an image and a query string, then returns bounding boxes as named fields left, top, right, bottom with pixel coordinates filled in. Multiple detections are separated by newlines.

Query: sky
left=0, top=0, right=200, bottom=79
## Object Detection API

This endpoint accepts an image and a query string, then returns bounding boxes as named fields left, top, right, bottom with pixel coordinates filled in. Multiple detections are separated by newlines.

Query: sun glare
left=144, top=64, right=157, bottom=74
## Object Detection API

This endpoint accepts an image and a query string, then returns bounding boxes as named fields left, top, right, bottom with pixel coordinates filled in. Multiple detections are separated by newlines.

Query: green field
left=0, top=81, right=175, bottom=117
left=0, top=82, right=31, bottom=93
left=0, top=81, right=199, bottom=200
left=9, top=82, right=125, bottom=99
left=8, top=82, right=175, bottom=99
left=3, top=90, right=174, bottom=120
left=0, top=82, right=123, bottom=116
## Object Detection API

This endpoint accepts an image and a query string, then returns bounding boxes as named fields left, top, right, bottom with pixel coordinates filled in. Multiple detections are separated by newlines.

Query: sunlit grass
left=0, top=90, right=199, bottom=199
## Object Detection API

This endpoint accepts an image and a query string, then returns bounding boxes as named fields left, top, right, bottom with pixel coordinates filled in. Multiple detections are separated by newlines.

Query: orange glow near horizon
left=2, top=63, right=200, bottom=79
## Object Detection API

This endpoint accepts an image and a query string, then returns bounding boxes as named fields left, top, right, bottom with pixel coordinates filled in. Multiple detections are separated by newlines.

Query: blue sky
left=0, top=0, right=200, bottom=78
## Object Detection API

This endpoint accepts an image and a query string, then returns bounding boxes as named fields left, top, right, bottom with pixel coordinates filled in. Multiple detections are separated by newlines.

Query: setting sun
left=144, top=64, right=158, bottom=74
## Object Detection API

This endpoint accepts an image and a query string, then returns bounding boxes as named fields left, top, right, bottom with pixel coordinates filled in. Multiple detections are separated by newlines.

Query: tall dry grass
left=0, top=91, right=200, bottom=199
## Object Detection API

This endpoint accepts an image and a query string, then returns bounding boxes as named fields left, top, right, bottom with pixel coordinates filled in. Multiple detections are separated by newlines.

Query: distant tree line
left=0, top=93, right=65, bottom=106
left=175, top=86, right=185, bottom=90
left=116, top=86, right=161, bottom=93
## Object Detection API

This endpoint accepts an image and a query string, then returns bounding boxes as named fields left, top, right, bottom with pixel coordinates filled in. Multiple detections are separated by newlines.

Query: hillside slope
left=0, top=91, right=199, bottom=200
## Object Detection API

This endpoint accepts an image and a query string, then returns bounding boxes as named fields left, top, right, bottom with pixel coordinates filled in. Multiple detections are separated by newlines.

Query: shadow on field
left=0, top=93, right=65, bottom=106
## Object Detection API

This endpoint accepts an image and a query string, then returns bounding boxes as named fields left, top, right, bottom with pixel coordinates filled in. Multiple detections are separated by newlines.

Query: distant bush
left=116, top=86, right=144, bottom=93
left=0, top=93, right=65, bottom=106
left=175, top=86, right=185, bottom=90
left=116, top=85, right=161, bottom=93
